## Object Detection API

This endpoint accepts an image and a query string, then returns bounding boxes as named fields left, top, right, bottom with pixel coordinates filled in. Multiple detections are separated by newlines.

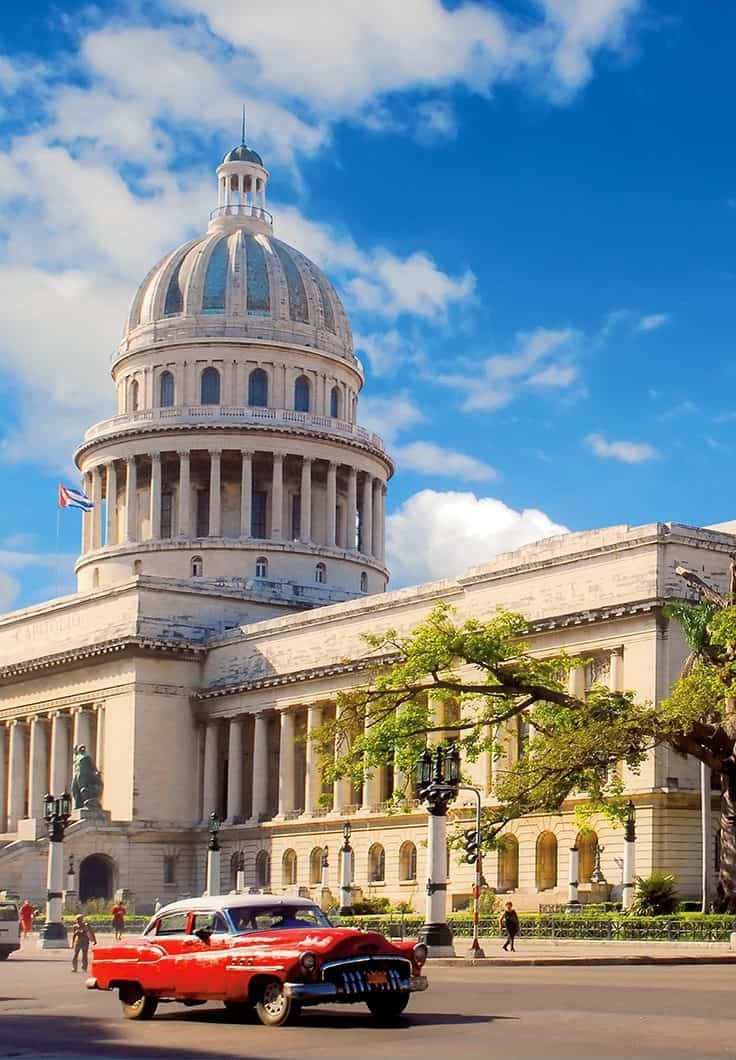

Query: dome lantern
left=211, top=123, right=271, bottom=236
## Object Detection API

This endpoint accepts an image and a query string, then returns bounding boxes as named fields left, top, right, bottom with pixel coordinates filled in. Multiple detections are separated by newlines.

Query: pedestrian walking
left=110, top=900, right=126, bottom=940
left=71, top=915, right=97, bottom=973
left=19, top=900, right=34, bottom=940
left=500, top=901, right=520, bottom=952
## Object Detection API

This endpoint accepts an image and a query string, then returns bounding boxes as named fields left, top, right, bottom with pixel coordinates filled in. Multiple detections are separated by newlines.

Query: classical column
left=28, top=717, right=50, bottom=821
left=610, top=648, right=624, bottom=692
left=325, top=462, right=337, bottom=548
left=105, top=462, right=117, bottom=546
left=271, top=453, right=283, bottom=539
left=251, top=712, right=270, bottom=822
left=94, top=704, right=105, bottom=776
left=7, top=720, right=28, bottom=831
left=177, top=451, right=191, bottom=538
left=149, top=453, right=162, bottom=540
left=372, top=478, right=382, bottom=561
left=361, top=715, right=380, bottom=811
left=81, top=471, right=93, bottom=554
left=226, top=718, right=244, bottom=824
left=304, top=705, right=323, bottom=815
left=240, top=450, right=252, bottom=539
left=50, top=713, right=70, bottom=795
left=208, top=450, right=222, bottom=537
left=568, top=663, right=586, bottom=700
left=201, top=722, right=219, bottom=821
left=72, top=708, right=94, bottom=754
left=0, top=724, right=7, bottom=832
left=346, top=468, right=357, bottom=551
left=125, top=457, right=138, bottom=542
left=91, top=466, right=103, bottom=550
left=333, top=703, right=352, bottom=812
left=360, top=473, right=373, bottom=556
left=300, top=457, right=312, bottom=543
left=277, top=710, right=296, bottom=817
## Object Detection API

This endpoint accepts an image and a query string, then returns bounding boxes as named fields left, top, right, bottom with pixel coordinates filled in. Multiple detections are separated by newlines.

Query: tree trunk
left=716, top=761, right=736, bottom=912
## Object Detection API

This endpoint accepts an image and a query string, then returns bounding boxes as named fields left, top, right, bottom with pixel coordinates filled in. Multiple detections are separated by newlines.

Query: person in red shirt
left=19, top=900, right=34, bottom=940
left=111, top=902, right=126, bottom=940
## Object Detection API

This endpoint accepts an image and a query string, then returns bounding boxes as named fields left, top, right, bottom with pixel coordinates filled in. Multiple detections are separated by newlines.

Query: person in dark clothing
left=500, top=901, right=520, bottom=952
left=71, top=915, right=97, bottom=972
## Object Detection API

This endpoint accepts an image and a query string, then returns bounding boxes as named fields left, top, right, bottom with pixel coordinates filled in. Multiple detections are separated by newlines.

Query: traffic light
left=464, top=828, right=480, bottom=865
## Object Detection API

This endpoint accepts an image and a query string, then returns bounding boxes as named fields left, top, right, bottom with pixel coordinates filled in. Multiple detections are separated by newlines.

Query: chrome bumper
left=283, top=975, right=428, bottom=1002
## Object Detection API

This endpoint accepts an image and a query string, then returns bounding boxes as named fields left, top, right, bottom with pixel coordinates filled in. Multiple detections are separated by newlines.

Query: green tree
left=313, top=588, right=736, bottom=912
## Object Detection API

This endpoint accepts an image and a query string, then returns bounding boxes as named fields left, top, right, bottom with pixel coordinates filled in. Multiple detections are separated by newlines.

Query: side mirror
left=194, top=928, right=212, bottom=943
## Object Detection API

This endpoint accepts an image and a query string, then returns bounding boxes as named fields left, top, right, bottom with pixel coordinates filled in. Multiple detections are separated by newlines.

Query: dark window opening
left=161, top=491, right=173, bottom=539
left=251, top=491, right=267, bottom=538
left=196, top=490, right=210, bottom=537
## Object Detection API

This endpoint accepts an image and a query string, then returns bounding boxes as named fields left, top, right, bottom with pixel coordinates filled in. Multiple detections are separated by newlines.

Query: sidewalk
left=430, top=937, right=736, bottom=966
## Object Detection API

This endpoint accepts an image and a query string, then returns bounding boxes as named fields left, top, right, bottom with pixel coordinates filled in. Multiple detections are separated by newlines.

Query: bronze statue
left=71, top=745, right=103, bottom=810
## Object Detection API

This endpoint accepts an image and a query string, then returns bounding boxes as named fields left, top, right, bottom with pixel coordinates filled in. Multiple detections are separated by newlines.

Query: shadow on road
left=157, top=1006, right=507, bottom=1029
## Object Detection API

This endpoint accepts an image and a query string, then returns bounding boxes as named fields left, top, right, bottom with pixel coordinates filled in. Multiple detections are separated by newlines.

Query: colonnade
left=218, top=172, right=266, bottom=211
left=0, top=705, right=104, bottom=834
left=81, top=450, right=386, bottom=561
left=200, top=704, right=406, bottom=826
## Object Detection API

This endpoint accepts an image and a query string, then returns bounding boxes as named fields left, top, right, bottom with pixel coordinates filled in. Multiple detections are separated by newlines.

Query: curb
left=429, top=955, right=736, bottom=967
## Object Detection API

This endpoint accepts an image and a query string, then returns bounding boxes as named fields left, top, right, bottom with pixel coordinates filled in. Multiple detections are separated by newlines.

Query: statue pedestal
left=73, top=806, right=111, bottom=823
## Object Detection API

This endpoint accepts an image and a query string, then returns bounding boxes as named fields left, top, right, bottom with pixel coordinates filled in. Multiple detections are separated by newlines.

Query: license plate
left=366, top=971, right=387, bottom=986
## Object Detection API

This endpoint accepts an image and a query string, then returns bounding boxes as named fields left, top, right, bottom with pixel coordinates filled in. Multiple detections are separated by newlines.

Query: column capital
left=302, top=455, right=313, bottom=466
left=150, top=451, right=161, bottom=464
left=273, top=452, right=284, bottom=463
left=209, top=448, right=222, bottom=459
left=177, top=448, right=190, bottom=459
left=241, top=449, right=253, bottom=459
left=125, top=455, right=136, bottom=466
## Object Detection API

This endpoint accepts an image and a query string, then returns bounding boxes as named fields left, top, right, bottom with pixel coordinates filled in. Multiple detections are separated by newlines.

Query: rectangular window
left=156, top=910, right=188, bottom=935
left=163, top=855, right=176, bottom=885
left=291, top=493, right=300, bottom=540
left=161, top=492, right=173, bottom=539
left=251, top=491, right=267, bottom=538
left=196, top=489, right=210, bottom=537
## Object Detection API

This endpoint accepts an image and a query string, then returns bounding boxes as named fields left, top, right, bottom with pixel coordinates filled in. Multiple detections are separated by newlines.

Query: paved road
left=1, top=948, right=734, bottom=1059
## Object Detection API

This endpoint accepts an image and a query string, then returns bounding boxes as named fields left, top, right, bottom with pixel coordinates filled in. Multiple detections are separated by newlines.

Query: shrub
left=630, top=873, right=680, bottom=916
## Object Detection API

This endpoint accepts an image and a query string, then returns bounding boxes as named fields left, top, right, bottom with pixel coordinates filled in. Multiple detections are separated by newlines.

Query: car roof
left=155, top=894, right=319, bottom=917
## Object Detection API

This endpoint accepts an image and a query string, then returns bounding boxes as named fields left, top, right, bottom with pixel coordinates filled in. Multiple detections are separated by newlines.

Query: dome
left=223, top=143, right=263, bottom=165
left=122, top=230, right=354, bottom=363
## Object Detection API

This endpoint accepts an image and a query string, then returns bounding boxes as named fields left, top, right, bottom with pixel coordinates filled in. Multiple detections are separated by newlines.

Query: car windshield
left=227, top=904, right=332, bottom=933
left=0, top=904, right=18, bottom=922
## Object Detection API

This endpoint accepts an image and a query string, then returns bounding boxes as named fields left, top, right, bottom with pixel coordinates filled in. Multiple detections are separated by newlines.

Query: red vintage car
left=87, top=895, right=428, bottom=1026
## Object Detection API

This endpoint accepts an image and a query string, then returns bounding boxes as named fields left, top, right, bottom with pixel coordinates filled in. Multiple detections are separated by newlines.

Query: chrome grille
left=322, top=957, right=410, bottom=997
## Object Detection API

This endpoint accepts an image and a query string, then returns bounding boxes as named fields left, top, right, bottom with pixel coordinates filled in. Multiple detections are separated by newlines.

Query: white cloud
left=354, top=330, right=410, bottom=376
left=585, top=432, right=658, bottom=463
left=179, top=0, right=641, bottom=111
left=635, top=312, right=671, bottom=332
left=393, top=442, right=497, bottom=482
left=439, top=326, right=579, bottom=411
left=0, top=570, right=19, bottom=611
left=386, top=489, right=567, bottom=586
left=359, top=394, right=424, bottom=445
left=0, top=548, right=77, bottom=611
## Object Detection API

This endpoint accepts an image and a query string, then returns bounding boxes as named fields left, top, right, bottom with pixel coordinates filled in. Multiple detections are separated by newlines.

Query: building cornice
left=0, top=635, right=205, bottom=684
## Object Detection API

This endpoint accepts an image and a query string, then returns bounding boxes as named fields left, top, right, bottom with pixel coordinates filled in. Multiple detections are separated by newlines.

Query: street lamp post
left=39, top=792, right=71, bottom=949
left=339, top=823, right=354, bottom=915
left=205, top=813, right=221, bottom=896
left=622, top=800, right=636, bottom=911
left=416, top=745, right=460, bottom=957
left=235, top=851, right=246, bottom=893
left=567, top=845, right=581, bottom=912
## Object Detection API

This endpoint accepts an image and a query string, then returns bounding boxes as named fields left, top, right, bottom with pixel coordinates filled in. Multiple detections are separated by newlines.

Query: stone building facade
left=0, top=140, right=725, bottom=913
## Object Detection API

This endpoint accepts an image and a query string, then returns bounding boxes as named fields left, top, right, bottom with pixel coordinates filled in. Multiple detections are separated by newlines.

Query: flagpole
left=54, top=502, right=61, bottom=598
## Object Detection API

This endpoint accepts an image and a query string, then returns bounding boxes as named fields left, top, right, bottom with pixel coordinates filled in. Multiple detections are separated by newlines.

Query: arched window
left=200, top=367, right=220, bottom=405
left=399, top=842, right=417, bottom=882
left=255, top=850, right=271, bottom=888
left=368, top=844, right=385, bottom=883
left=133, top=559, right=143, bottom=575
left=248, top=368, right=268, bottom=407
left=129, top=379, right=140, bottom=412
left=497, top=835, right=519, bottom=892
left=330, top=385, right=340, bottom=418
left=191, top=556, right=203, bottom=577
left=92, top=568, right=100, bottom=588
left=536, top=831, right=558, bottom=891
left=315, top=562, right=326, bottom=584
left=577, top=831, right=598, bottom=885
left=294, top=375, right=310, bottom=412
left=282, top=849, right=297, bottom=887
left=255, top=556, right=268, bottom=579
left=309, top=847, right=324, bottom=885
left=360, top=571, right=368, bottom=593
left=159, top=371, right=175, bottom=407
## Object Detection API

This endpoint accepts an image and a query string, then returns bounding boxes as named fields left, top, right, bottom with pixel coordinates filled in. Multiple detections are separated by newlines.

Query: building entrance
left=78, top=854, right=114, bottom=902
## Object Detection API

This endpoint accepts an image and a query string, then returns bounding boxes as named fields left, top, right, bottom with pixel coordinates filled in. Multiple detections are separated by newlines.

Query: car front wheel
left=366, top=991, right=410, bottom=1022
left=254, top=979, right=300, bottom=1027
left=119, top=984, right=158, bottom=1021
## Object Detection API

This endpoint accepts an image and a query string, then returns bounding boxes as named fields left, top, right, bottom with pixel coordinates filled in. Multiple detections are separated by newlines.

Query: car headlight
left=299, top=951, right=317, bottom=975
left=412, top=943, right=428, bottom=967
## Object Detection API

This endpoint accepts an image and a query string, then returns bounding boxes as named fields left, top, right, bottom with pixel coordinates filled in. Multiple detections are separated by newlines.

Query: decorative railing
left=209, top=204, right=273, bottom=224
left=83, top=405, right=385, bottom=452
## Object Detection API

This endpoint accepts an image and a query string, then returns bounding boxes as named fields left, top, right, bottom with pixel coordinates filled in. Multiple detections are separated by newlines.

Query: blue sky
left=0, top=0, right=735, bottom=609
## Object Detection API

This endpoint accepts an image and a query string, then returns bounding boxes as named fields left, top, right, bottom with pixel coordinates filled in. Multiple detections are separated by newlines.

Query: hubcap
left=262, top=982, right=286, bottom=1016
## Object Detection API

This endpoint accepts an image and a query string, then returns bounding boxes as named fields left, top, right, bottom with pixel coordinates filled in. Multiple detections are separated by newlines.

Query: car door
left=175, top=912, right=232, bottom=998
left=148, top=910, right=191, bottom=993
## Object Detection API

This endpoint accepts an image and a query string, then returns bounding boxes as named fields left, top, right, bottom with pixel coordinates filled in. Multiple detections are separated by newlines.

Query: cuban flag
left=58, top=484, right=94, bottom=512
